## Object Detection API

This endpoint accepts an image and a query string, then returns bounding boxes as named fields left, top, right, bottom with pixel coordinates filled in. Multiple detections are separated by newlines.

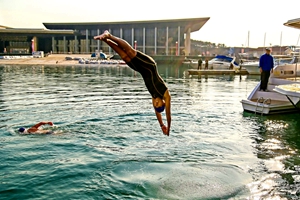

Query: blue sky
left=1, top=0, right=299, bottom=48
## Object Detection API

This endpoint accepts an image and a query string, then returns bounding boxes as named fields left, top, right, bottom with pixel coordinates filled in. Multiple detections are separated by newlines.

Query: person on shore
left=259, top=47, right=274, bottom=91
left=198, top=58, right=203, bottom=70
left=94, top=31, right=171, bottom=136
left=18, top=121, right=55, bottom=134
left=239, top=59, right=243, bottom=71
left=204, top=59, right=209, bottom=70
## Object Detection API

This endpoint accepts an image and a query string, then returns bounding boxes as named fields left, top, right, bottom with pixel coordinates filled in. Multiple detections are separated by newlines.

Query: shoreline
left=0, top=54, right=186, bottom=66
left=0, top=54, right=101, bottom=66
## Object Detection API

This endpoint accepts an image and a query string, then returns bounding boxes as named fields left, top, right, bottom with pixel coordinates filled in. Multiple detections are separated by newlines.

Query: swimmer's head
left=153, top=97, right=165, bottom=113
left=18, top=127, right=26, bottom=133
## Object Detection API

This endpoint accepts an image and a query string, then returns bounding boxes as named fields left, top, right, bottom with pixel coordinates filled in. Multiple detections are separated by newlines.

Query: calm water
left=0, top=64, right=299, bottom=200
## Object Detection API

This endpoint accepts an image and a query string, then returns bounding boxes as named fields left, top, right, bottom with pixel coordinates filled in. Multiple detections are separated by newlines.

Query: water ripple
left=0, top=65, right=299, bottom=199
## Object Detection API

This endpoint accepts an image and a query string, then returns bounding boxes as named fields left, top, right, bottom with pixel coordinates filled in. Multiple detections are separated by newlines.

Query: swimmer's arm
left=154, top=110, right=164, bottom=127
left=164, top=90, right=171, bottom=136
left=154, top=110, right=168, bottom=136
left=28, top=121, right=53, bottom=132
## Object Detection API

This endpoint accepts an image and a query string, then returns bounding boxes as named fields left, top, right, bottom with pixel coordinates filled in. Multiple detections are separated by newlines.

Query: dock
left=187, top=69, right=249, bottom=76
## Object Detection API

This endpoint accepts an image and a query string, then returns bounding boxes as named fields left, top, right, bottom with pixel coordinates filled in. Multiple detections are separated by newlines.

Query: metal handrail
left=260, top=98, right=271, bottom=116
left=255, top=97, right=264, bottom=114
left=255, top=97, right=271, bottom=115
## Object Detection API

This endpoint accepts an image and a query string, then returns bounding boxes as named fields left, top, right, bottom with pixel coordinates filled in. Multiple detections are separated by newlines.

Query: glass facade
left=123, top=29, right=132, bottom=46
left=51, top=25, right=185, bottom=55
left=145, top=28, right=155, bottom=55
left=1, top=18, right=208, bottom=55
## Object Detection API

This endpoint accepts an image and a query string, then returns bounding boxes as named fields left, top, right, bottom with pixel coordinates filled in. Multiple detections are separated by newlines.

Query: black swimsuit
left=126, top=51, right=168, bottom=99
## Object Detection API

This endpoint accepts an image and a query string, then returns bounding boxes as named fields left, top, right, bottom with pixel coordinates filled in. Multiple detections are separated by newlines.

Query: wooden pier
left=187, top=69, right=249, bottom=76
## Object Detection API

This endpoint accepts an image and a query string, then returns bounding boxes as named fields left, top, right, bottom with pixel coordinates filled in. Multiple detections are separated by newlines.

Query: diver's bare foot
left=94, top=30, right=110, bottom=40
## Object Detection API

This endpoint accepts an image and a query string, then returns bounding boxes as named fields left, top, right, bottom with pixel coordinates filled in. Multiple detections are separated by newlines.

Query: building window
left=157, top=28, right=166, bottom=54
left=123, top=29, right=132, bottom=46
left=134, top=28, right=143, bottom=50
left=112, top=29, right=120, bottom=37
left=90, top=29, right=98, bottom=36
left=168, top=27, right=178, bottom=55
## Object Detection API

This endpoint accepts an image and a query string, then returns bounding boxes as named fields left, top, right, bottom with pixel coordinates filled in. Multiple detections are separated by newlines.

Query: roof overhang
left=0, top=25, right=12, bottom=29
left=0, top=28, right=78, bottom=37
left=43, top=17, right=210, bottom=33
left=284, top=18, right=300, bottom=30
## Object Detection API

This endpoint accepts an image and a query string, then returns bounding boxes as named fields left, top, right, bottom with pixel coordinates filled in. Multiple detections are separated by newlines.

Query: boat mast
left=294, top=37, right=299, bottom=81
left=280, top=31, right=282, bottom=55
left=248, top=31, right=250, bottom=48
left=247, top=31, right=250, bottom=60
left=263, top=32, right=266, bottom=54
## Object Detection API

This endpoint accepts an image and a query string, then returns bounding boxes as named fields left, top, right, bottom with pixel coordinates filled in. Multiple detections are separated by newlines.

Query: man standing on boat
left=94, top=31, right=171, bottom=136
left=259, top=47, right=274, bottom=91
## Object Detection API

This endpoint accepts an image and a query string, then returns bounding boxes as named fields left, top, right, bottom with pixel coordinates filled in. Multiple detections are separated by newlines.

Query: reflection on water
left=0, top=64, right=299, bottom=199
left=243, top=113, right=300, bottom=199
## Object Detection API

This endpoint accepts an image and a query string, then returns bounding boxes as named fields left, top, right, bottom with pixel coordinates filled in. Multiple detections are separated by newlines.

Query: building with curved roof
left=284, top=18, right=300, bottom=29
left=0, top=27, right=77, bottom=54
left=1, top=17, right=210, bottom=56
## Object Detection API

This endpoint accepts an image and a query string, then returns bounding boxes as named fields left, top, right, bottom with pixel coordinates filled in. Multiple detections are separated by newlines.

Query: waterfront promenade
left=0, top=54, right=92, bottom=66
left=0, top=54, right=186, bottom=66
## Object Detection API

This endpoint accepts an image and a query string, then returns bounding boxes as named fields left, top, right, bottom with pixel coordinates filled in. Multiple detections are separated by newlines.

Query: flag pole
left=263, top=32, right=266, bottom=54
left=280, top=31, right=282, bottom=55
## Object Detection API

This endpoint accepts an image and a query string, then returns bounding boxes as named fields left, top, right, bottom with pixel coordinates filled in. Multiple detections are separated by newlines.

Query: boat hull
left=241, top=99, right=298, bottom=115
left=241, top=77, right=300, bottom=115
left=242, top=62, right=260, bottom=75
left=183, top=55, right=240, bottom=70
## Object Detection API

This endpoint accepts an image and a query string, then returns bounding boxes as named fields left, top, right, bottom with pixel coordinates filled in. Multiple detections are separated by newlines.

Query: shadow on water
left=242, top=112, right=300, bottom=199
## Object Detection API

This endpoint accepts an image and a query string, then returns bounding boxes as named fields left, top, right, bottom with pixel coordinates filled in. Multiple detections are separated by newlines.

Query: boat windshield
left=210, top=55, right=233, bottom=63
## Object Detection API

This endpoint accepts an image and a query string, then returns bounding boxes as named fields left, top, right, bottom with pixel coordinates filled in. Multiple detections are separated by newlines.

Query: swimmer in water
left=94, top=30, right=171, bottom=136
left=18, top=121, right=54, bottom=134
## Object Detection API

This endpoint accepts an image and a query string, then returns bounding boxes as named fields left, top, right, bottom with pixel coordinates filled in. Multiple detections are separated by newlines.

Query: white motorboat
left=181, top=58, right=201, bottom=69
left=77, top=58, right=126, bottom=66
left=241, top=62, right=300, bottom=115
left=182, top=55, right=240, bottom=70
left=241, top=78, right=300, bottom=115
left=272, top=57, right=300, bottom=78
left=240, top=61, right=260, bottom=75
left=241, top=56, right=295, bottom=75
left=241, top=17, right=300, bottom=115
left=207, top=55, right=239, bottom=70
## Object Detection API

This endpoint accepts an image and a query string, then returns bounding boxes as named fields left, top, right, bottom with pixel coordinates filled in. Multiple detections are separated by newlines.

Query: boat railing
left=255, top=97, right=264, bottom=115
left=255, top=97, right=271, bottom=115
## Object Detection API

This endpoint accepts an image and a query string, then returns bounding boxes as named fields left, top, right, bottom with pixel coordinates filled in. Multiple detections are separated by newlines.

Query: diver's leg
left=94, top=30, right=137, bottom=62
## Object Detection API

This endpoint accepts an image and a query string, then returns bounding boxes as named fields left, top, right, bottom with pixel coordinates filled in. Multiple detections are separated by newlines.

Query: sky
left=1, top=0, right=300, bottom=48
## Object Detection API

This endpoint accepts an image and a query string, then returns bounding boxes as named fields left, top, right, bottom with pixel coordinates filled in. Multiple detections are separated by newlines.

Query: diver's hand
left=161, top=125, right=169, bottom=136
